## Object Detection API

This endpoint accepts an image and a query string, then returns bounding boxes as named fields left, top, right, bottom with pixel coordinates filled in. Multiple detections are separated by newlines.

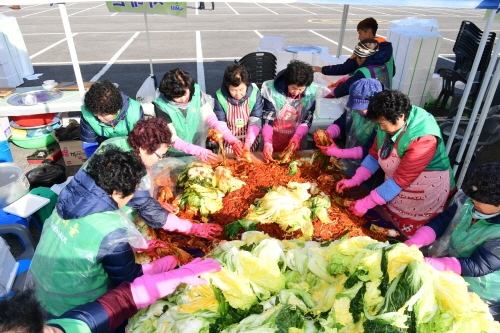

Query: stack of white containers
left=0, top=14, right=34, bottom=87
left=0, top=237, right=19, bottom=298
left=387, top=17, right=442, bottom=107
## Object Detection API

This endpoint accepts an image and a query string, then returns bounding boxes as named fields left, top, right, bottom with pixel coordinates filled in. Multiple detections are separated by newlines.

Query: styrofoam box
left=0, top=74, right=23, bottom=88
left=0, top=62, right=19, bottom=77
left=3, top=193, right=50, bottom=218
left=258, top=36, right=285, bottom=52
left=0, top=238, right=19, bottom=298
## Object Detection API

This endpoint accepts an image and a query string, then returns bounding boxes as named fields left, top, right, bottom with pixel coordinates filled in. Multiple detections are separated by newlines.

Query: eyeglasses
left=380, top=134, right=394, bottom=160
left=154, top=151, right=163, bottom=160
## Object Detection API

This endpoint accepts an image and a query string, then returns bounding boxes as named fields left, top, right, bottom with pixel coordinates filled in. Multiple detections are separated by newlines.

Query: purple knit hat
left=346, top=78, right=384, bottom=111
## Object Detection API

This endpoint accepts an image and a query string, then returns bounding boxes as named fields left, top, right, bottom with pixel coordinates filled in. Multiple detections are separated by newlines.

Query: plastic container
left=0, top=237, right=19, bottom=298
left=10, top=114, right=57, bottom=127
left=10, top=133, right=56, bottom=149
left=0, top=140, right=13, bottom=162
left=0, top=163, right=30, bottom=208
left=3, top=193, right=50, bottom=218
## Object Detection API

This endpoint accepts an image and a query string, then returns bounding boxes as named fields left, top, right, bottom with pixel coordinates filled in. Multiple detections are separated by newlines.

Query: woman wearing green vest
left=261, top=60, right=318, bottom=162
left=3, top=257, right=220, bottom=333
left=213, top=64, right=263, bottom=157
left=153, top=68, right=241, bottom=163
left=405, top=163, right=500, bottom=321
left=80, top=80, right=144, bottom=157
left=28, top=147, right=185, bottom=316
left=336, top=90, right=455, bottom=237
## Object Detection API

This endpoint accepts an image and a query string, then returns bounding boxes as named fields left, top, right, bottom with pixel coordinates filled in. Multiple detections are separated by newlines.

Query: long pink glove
left=336, top=166, right=372, bottom=192
left=349, top=189, right=386, bottom=217
left=142, top=256, right=179, bottom=275
left=424, top=257, right=462, bottom=275
left=131, top=258, right=221, bottom=309
left=318, top=144, right=363, bottom=159
left=189, top=223, right=223, bottom=240
left=162, top=213, right=192, bottom=233
left=172, top=138, right=219, bottom=164
left=263, top=142, right=274, bottom=162
left=206, top=114, right=238, bottom=144
left=244, top=125, right=260, bottom=150
left=288, top=124, right=309, bottom=151
left=262, top=125, right=274, bottom=162
left=404, top=226, right=436, bottom=248
left=326, top=124, right=341, bottom=139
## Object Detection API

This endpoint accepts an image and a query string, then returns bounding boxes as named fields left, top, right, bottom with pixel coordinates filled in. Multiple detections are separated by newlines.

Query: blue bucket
left=0, top=141, right=13, bottom=163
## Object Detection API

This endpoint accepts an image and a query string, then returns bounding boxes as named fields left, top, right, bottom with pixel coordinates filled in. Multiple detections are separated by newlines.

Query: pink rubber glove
left=326, top=124, right=341, bottom=139
left=231, top=140, right=244, bottom=157
left=404, top=226, right=436, bottom=248
left=244, top=125, right=260, bottom=150
left=206, top=114, right=239, bottom=144
left=424, top=257, right=462, bottom=275
left=162, top=213, right=192, bottom=233
left=142, top=256, right=179, bottom=275
left=288, top=124, right=309, bottom=151
left=348, top=189, right=386, bottom=217
left=336, top=166, right=372, bottom=192
left=189, top=223, right=223, bottom=240
left=318, top=145, right=363, bottom=159
left=263, top=142, right=274, bottom=162
left=262, top=124, right=274, bottom=145
left=131, top=258, right=221, bottom=309
left=172, top=138, right=220, bottom=164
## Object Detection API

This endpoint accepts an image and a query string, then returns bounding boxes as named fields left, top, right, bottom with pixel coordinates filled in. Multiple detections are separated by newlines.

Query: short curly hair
left=0, top=289, right=45, bottom=333
left=283, top=60, right=314, bottom=87
left=86, top=146, right=146, bottom=197
left=84, top=80, right=123, bottom=116
left=158, top=68, right=196, bottom=101
left=366, top=90, right=412, bottom=124
left=223, top=64, right=251, bottom=90
left=128, top=118, right=172, bottom=155
left=357, top=17, right=378, bottom=35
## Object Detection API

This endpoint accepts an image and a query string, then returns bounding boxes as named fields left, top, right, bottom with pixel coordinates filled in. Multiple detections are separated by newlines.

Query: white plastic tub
left=0, top=237, right=19, bottom=298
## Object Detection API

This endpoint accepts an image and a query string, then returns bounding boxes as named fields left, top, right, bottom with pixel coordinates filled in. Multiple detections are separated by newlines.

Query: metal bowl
left=7, top=89, right=63, bottom=106
left=284, top=45, right=322, bottom=53
left=0, top=163, right=30, bottom=208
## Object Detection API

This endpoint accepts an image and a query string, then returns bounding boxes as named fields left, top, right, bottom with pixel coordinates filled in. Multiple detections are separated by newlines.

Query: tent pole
left=445, top=9, right=496, bottom=156
left=58, top=3, right=85, bottom=97
left=456, top=41, right=500, bottom=188
left=144, top=3, right=154, bottom=76
left=336, top=4, right=349, bottom=58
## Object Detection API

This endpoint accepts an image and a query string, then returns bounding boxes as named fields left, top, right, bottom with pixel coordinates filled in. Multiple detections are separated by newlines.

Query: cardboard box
left=52, top=132, right=86, bottom=166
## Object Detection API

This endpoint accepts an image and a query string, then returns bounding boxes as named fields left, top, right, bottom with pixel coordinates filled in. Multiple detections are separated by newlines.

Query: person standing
left=197, top=2, right=205, bottom=9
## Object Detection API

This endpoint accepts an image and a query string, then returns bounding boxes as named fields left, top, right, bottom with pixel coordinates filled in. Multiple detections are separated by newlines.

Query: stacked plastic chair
left=451, top=21, right=496, bottom=107
left=237, top=52, right=277, bottom=89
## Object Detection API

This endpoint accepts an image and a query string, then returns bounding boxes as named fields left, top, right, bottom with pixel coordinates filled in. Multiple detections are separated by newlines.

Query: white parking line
left=69, top=4, right=104, bottom=17
left=21, top=3, right=76, bottom=18
left=349, top=6, right=388, bottom=16
left=285, top=3, right=317, bottom=15
left=438, top=55, right=455, bottom=63
left=30, top=33, right=78, bottom=59
left=226, top=3, right=240, bottom=15
left=310, top=4, right=348, bottom=14
left=196, top=31, right=206, bottom=92
left=309, top=30, right=353, bottom=53
left=90, top=31, right=140, bottom=82
left=443, top=37, right=456, bottom=42
left=32, top=57, right=240, bottom=66
left=111, top=12, right=118, bottom=16
left=255, top=3, right=278, bottom=15
left=254, top=30, right=263, bottom=38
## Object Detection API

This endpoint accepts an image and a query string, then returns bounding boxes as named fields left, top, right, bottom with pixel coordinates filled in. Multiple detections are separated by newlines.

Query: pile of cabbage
left=177, top=162, right=246, bottom=217
left=126, top=232, right=500, bottom=333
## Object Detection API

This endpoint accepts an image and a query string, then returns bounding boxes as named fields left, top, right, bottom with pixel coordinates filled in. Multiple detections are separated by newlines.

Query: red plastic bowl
left=10, top=114, right=57, bottom=127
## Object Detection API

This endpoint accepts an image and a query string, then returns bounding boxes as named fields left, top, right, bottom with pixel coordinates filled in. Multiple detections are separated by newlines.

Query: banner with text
left=106, top=1, right=187, bottom=18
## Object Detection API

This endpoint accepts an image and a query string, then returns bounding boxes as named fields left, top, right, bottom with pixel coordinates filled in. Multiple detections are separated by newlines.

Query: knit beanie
left=346, top=78, right=384, bottom=111
left=463, top=162, right=500, bottom=206
left=353, top=38, right=379, bottom=58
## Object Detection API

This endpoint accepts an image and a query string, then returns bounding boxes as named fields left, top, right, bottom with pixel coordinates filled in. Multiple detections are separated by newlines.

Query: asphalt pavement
left=2, top=2, right=500, bottom=255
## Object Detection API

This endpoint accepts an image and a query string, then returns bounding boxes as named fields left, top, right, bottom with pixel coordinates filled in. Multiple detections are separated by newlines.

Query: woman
left=337, top=90, right=455, bottom=237
left=92, top=118, right=222, bottom=241
left=405, top=163, right=500, bottom=321
left=153, top=68, right=242, bottom=161
left=261, top=60, right=318, bottom=161
left=214, top=64, right=263, bottom=156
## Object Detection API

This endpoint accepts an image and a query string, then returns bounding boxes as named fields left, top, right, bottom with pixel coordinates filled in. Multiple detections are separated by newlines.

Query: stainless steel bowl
left=0, top=163, right=30, bottom=208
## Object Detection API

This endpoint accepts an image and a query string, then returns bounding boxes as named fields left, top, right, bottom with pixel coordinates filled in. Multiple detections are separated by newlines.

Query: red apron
left=378, top=143, right=450, bottom=237
left=224, top=99, right=259, bottom=154
left=273, top=97, right=302, bottom=152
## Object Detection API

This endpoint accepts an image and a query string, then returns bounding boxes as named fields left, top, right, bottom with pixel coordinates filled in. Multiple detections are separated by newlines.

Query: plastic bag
left=136, top=75, right=157, bottom=104
left=151, top=156, right=197, bottom=200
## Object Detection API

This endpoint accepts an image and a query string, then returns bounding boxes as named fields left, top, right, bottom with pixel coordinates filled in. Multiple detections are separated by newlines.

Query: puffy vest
left=215, top=84, right=258, bottom=114
left=30, top=210, right=129, bottom=316
left=153, top=84, right=202, bottom=153
left=81, top=97, right=142, bottom=138
left=375, top=105, right=455, bottom=189
left=355, top=55, right=394, bottom=89
left=262, top=80, right=317, bottom=113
